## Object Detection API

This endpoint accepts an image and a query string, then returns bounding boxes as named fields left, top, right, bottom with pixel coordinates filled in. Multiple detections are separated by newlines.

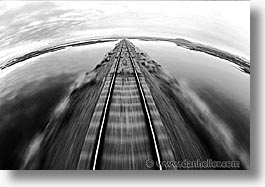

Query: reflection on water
left=0, top=39, right=250, bottom=169
left=130, top=39, right=250, bottom=154
left=129, top=39, right=249, bottom=110
left=0, top=41, right=117, bottom=169
left=0, top=74, right=72, bottom=169
left=0, top=41, right=118, bottom=100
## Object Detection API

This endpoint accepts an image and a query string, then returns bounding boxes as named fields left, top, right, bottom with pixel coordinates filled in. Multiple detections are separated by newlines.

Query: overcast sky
left=0, top=1, right=249, bottom=63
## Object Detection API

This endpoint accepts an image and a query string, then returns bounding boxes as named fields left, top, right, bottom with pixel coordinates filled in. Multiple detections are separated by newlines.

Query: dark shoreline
left=0, top=39, right=249, bottom=169
left=125, top=36, right=250, bottom=74
left=1, top=36, right=250, bottom=74
left=0, top=39, right=117, bottom=70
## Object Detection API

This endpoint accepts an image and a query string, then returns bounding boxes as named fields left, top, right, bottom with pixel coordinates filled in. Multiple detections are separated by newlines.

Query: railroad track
left=77, top=39, right=174, bottom=170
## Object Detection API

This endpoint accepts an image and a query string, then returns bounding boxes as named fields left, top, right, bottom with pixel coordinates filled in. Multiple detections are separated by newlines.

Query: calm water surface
left=0, top=39, right=250, bottom=168
left=130, top=39, right=250, bottom=151
left=0, top=41, right=118, bottom=168
left=130, top=39, right=249, bottom=109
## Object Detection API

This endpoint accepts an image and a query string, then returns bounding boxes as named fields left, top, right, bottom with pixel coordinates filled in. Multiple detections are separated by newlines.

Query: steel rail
left=124, top=40, right=163, bottom=170
left=90, top=42, right=124, bottom=170
left=90, top=40, right=162, bottom=170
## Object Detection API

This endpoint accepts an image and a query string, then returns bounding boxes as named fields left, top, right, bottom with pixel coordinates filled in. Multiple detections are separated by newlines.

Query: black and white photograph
left=0, top=0, right=250, bottom=170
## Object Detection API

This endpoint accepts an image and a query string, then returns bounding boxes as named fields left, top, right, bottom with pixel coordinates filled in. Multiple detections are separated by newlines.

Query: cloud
left=0, top=1, right=250, bottom=63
